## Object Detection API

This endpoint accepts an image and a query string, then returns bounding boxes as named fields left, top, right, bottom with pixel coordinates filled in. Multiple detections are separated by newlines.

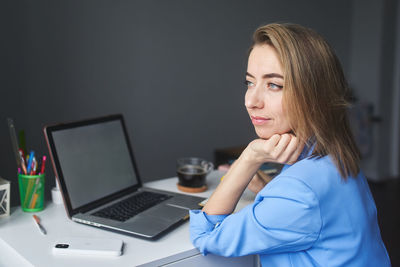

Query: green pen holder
left=18, top=173, right=45, bottom=212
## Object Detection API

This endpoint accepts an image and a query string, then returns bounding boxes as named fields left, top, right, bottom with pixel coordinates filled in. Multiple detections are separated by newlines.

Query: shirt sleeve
left=189, top=176, right=322, bottom=257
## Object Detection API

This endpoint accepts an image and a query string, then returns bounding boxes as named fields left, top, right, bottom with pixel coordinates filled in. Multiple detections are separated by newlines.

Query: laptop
left=44, top=114, right=205, bottom=240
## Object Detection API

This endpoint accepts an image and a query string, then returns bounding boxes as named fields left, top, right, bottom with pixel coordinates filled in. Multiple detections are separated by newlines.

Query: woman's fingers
left=289, top=140, right=305, bottom=164
left=248, top=133, right=305, bottom=165
left=266, top=134, right=304, bottom=164
left=284, top=136, right=304, bottom=164
left=273, top=134, right=292, bottom=158
left=264, top=134, right=281, bottom=151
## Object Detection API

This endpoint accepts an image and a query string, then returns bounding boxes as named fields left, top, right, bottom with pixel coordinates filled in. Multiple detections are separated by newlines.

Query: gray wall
left=391, top=1, right=400, bottom=176
left=349, top=0, right=400, bottom=181
left=1, top=0, right=354, bottom=206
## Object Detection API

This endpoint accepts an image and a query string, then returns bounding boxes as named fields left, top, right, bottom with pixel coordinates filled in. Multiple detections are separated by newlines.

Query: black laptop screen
left=51, top=119, right=139, bottom=209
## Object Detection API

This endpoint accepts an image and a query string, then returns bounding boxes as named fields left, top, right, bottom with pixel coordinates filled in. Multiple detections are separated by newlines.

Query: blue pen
left=26, top=151, right=35, bottom=174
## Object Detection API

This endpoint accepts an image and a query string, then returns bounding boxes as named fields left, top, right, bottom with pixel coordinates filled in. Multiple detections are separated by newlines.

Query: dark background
left=1, top=0, right=358, bottom=201
left=1, top=1, right=399, bottom=263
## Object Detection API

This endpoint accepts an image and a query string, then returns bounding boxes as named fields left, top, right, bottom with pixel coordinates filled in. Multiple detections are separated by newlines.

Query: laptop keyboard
left=92, top=191, right=172, bottom=222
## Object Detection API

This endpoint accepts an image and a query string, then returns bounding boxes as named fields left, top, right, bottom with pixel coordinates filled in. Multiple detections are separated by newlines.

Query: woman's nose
left=245, top=87, right=264, bottom=109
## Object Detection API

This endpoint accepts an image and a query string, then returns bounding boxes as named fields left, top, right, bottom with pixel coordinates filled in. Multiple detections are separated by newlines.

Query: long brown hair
left=251, top=23, right=360, bottom=179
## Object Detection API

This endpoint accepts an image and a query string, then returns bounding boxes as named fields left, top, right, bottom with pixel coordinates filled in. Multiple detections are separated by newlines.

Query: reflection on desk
left=0, top=171, right=258, bottom=267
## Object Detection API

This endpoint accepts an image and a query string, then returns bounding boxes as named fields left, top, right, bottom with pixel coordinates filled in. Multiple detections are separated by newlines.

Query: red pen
left=40, top=156, right=46, bottom=174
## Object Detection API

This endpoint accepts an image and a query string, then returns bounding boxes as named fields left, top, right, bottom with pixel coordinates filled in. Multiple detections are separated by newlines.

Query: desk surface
left=0, top=171, right=256, bottom=267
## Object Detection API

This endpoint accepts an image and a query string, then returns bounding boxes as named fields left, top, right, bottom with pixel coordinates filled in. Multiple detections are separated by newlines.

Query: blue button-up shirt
left=189, top=154, right=390, bottom=266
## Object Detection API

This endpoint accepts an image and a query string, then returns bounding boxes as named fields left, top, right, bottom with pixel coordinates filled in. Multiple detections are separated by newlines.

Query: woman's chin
left=255, top=128, right=291, bottom=139
left=254, top=129, right=274, bottom=139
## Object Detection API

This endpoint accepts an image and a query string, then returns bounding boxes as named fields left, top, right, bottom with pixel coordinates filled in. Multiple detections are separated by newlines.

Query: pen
left=32, top=215, right=47, bottom=235
left=26, top=151, right=35, bottom=174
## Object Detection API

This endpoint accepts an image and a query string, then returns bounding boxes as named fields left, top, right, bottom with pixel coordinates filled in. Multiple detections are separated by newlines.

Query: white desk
left=0, top=171, right=258, bottom=267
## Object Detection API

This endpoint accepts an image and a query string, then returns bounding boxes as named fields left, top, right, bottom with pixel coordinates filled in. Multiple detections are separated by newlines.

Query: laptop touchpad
left=147, top=204, right=188, bottom=221
left=127, top=205, right=188, bottom=224
left=122, top=205, right=188, bottom=236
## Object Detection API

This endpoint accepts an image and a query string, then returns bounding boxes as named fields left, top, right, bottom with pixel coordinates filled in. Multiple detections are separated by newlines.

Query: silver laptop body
left=44, top=114, right=204, bottom=240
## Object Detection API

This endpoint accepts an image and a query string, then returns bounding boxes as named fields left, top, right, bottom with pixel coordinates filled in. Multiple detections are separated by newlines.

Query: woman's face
left=245, top=44, right=291, bottom=139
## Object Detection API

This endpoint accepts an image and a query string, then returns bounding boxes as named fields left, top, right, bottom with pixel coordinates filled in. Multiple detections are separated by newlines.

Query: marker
left=40, top=156, right=46, bottom=174
left=32, top=215, right=47, bottom=235
left=26, top=151, right=35, bottom=174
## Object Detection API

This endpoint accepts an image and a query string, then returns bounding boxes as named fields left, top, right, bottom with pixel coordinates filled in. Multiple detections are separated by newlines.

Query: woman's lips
left=251, top=116, right=271, bottom=125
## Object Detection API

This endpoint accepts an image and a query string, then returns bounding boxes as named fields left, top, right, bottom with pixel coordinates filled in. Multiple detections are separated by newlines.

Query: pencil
left=32, top=215, right=47, bottom=235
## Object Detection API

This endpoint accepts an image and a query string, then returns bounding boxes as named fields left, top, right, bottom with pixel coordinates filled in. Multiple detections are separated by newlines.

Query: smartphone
left=52, top=237, right=123, bottom=257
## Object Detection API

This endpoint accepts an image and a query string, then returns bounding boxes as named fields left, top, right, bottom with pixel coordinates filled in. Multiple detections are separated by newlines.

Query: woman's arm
left=202, top=134, right=304, bottom=215
left=190, top=176, right=322, bottom=257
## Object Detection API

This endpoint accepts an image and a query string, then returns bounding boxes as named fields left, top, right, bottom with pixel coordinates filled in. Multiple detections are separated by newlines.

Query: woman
left=189, top=23, right=390, bottom=266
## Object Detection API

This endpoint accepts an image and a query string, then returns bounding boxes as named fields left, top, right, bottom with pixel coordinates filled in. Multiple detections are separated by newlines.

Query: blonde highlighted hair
left=251, top=23, right=360, bottom=178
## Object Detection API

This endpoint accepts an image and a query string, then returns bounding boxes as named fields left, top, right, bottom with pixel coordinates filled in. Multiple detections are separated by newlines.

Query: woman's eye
left=268, top=83, right=283, bottom=90
left=244, top=80, right=255, bottom=87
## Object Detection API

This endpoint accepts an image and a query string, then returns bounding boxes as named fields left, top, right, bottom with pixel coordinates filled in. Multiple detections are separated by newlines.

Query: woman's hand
left=245, top=134, right=304, bottom=194
left=244, top=134, right=304, bottom=166
left=202, top=134, right=304, bottom=215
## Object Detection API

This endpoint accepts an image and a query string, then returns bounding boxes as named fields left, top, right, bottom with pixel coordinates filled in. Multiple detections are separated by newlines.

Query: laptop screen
left=50, top=118, right=139, bottom=210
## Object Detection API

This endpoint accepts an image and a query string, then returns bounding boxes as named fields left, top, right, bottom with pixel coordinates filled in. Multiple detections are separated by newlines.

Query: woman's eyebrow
left=263, top=73, right=283, bottom=79
left=246, top=72, right=283, bottom=79
left=245, top=72, right=255, bottom=78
